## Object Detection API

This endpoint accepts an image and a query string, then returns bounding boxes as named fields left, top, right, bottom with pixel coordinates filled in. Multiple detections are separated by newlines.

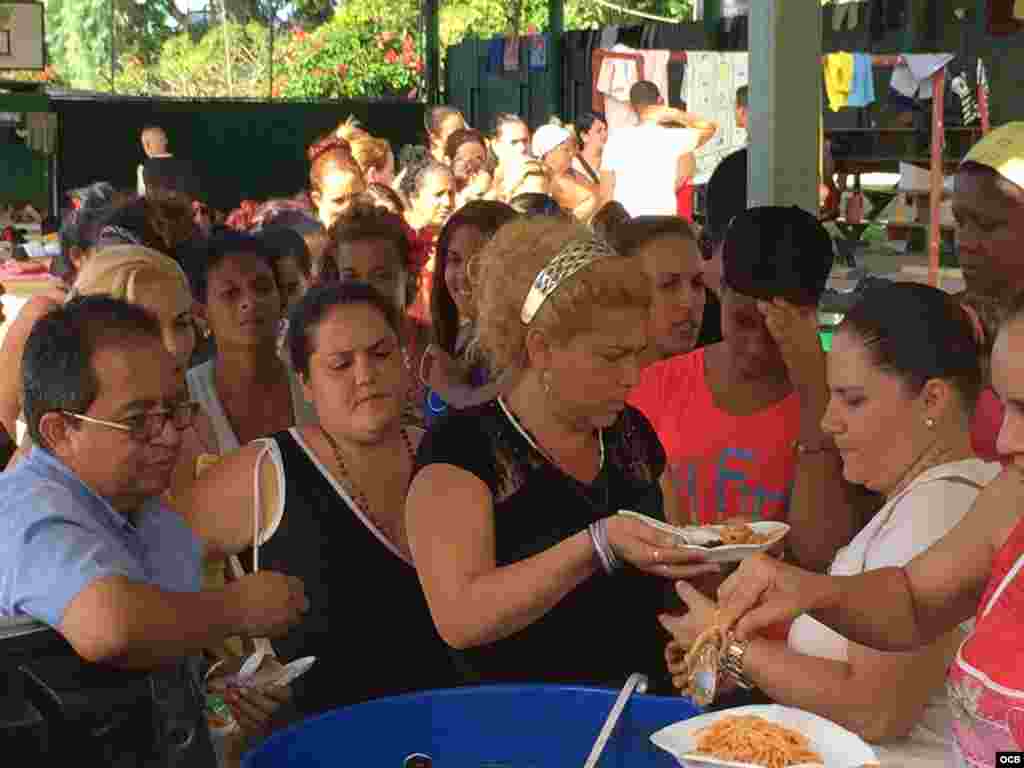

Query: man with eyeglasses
left=0, top=296, right=308, bottom=765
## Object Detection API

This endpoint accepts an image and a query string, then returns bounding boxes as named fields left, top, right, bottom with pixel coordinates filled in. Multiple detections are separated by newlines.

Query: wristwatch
left=719, top=634, right=754, bottom=690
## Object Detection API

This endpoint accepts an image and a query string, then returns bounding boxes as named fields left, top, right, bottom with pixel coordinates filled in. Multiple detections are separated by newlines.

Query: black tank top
left=254, top=429, right=455, bottom=717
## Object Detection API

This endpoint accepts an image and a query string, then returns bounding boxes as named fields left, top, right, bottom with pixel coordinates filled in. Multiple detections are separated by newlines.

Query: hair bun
left=307, top=135, right=353, bottom=164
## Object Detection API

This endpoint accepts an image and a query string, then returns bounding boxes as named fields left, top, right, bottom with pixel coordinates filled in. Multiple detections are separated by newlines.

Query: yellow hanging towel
left=824, top=52, right=854, bottom=112
left=1016, top=0, right=1024, bottom=19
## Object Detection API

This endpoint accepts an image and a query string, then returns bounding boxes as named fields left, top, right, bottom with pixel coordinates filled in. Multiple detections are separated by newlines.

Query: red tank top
left=676, top=180, right=694, bottom=222
left=947, top=512, right=1024, bottom=766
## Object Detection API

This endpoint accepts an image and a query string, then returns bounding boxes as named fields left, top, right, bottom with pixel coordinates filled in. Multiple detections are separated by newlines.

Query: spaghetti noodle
left=718, top=523, right=774, bottom=546
left=693, top=714, right=823, bottom=768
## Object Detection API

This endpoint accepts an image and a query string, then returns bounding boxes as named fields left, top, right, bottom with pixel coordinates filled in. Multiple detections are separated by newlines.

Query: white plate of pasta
left=650, top=705, right=879, bottom=768
left=618, top=511, right=789, bottom=563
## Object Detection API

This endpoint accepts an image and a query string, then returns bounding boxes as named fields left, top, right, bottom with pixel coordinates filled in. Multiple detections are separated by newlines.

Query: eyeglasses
left=62, top=401, right=200, bottom=442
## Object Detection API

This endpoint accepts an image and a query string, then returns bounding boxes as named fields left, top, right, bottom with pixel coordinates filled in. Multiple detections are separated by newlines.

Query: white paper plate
left=650, top=705, right=879, bottom=768
left=618, top=511, right=789, bottom=563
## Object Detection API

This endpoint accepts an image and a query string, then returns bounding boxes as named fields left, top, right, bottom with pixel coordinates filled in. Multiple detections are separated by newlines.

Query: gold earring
left=925, top=417, right=936, bottom=429
left=542, top=370, right=552, bottom=395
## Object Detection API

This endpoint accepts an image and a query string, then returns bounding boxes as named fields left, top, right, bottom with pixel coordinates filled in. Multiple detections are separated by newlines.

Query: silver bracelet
left=599, top=518, right=621, bottom=571
left=588, top=521, right=615, bottom=574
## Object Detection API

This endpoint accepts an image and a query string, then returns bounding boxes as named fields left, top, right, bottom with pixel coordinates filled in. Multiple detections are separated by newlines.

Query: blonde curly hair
left=472, top=217, right=651, bottom=372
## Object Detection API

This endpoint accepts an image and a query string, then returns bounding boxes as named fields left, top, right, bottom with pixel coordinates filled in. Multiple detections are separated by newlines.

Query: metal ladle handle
left=583, top=672, right=649, bottom=768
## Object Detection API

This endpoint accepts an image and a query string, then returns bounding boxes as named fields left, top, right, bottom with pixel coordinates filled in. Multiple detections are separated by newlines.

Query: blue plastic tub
left=242, top=684, right=702, bottom=767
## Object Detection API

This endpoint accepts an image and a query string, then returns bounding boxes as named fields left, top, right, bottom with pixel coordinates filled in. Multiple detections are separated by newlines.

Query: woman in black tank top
left=407, top=217, right=719, bottom=692
left=183, top=281, right=454, bottom=719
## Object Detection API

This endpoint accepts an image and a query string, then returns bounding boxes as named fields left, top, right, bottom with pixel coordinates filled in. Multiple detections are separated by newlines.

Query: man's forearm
left=67, top=579, right=248, bottom=670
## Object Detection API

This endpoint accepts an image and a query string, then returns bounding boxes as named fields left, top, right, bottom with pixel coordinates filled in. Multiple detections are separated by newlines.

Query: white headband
left=520, top=236, right=617, bottom=325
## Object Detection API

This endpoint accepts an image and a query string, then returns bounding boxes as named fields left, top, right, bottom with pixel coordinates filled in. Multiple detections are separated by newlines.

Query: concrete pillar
left=747, top=1, right=822, bottom=214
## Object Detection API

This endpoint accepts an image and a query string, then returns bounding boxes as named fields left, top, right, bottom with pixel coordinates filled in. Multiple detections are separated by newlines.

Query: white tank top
left=186, top=359, right=317, bottom=455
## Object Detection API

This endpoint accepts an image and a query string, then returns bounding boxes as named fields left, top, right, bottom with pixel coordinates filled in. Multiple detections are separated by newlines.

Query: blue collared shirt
left=0, top=447, right=203, bottom=627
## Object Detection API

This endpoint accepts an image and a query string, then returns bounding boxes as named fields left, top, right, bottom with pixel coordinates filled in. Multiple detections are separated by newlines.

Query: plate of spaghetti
left=618, top=511, right=789, bottom=563
left=650, top=705, right=879, bottom=768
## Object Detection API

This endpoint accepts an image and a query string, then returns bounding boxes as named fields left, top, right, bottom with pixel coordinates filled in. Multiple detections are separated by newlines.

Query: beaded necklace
left=319, top=425, right=417, bottom=555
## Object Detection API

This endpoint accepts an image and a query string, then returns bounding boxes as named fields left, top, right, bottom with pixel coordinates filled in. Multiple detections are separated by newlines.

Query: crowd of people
left=1, top=85, right=1023, bottom=768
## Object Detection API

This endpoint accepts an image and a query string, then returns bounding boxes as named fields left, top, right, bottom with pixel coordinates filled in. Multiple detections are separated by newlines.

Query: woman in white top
left=183, top=229, right=315, bottom=455
left=661, top=281, right=996, bottom=766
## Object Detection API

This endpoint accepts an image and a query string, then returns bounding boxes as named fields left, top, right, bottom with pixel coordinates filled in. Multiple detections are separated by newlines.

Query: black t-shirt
left=416, top=399, right=673, bottom=691
left=143, top=156, right=201, bottom=201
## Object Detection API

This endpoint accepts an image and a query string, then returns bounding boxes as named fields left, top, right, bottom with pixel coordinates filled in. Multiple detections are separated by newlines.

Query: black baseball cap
left=722, top=205, right=835, bottom=307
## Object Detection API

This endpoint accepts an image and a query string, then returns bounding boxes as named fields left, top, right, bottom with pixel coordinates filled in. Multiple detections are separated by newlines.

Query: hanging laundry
left=486, top=38, right=505, bottom=74
left=950, top=68, right=980, bottom=125
left=528, top=34, right=547, bottom=71
left=683, top=51, right=748, bottom=183
left=824, top=52, right=854, bottom=111
left=720, top=0, right=749, bottom=17
left=599, top=25, right=620, bottom=50
left=504, top=35, right=520, bottom=72
left=638, top=50, right=671, bottom=105
left=890, top=53, right=954, bottom=99
left=977, top=59, right=991, bottom=130
left=846, top=52, right=875, bottom=107
left=597, top=43, right=640, bottom=132
left=668, top=57, right=687, bottom=108
left=832, top=0, right=863, bottom=30
left=870, top=0, right=907, bottom=39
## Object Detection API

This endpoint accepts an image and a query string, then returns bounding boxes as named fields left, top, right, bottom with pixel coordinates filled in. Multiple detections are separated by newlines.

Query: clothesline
left=590, top=0, right=679, bottom=24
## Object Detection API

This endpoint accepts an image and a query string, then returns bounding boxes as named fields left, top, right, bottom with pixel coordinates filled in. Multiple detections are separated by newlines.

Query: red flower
left=336, top=63, right=348, bottom=77
left=379, top=30, right=396, bottom=43
left=385, top=49, right=399, bottom=64
left=402, top=32, right=415, bottom=53
left=413, top=56, right=424, bottom=73
left=293, top=28, right=306, bottom=40
left=401, top=49, right=414, bottom=66
left=526, top=24, right=538, bottom=34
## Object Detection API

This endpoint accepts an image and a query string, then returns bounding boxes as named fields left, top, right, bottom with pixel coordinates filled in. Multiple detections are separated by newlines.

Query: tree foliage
left=35, top=0, right=693, bottom=98
left=114, top=21, right=275, bottom=98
